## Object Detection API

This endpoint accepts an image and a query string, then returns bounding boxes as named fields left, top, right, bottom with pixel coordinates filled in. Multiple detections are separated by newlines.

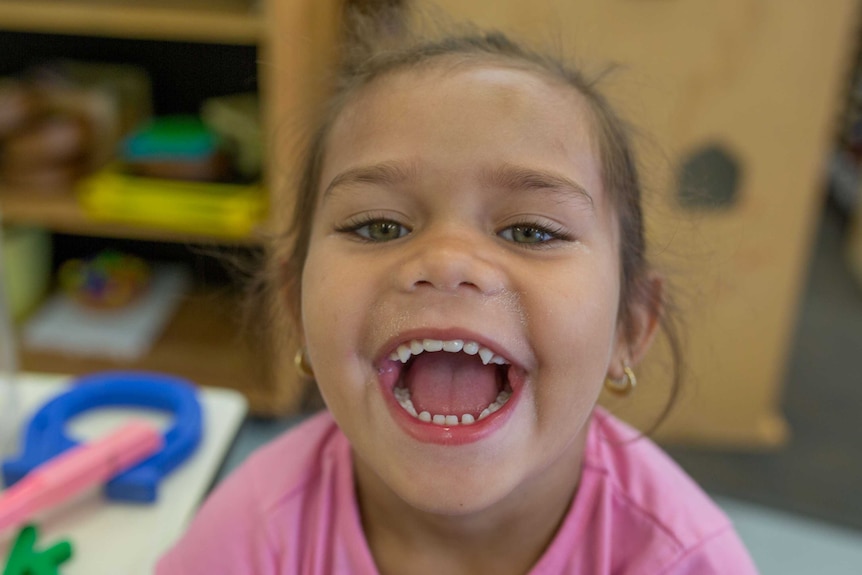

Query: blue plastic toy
left=1, top=371, right=202, bottom=503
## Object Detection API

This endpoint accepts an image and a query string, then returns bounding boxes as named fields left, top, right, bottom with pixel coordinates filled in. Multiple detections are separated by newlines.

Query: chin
left=364, top=429, right=530, bottom=518
left=390, top=470, right=519, bottom=518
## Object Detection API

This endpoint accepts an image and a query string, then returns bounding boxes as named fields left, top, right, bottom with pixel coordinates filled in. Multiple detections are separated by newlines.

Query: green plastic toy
left=2, top=525, right=73, bottom=575
left=122, top=115, right=219, bottom=160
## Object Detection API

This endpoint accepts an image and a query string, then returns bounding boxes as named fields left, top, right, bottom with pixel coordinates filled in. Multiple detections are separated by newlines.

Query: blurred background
left=1, top=1, right=861, bottom=573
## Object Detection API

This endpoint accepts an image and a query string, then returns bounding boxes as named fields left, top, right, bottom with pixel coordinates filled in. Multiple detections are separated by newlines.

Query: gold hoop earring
left=294, top=348, right=315, bottom=379
left=604, top=362, right=637, bottom=396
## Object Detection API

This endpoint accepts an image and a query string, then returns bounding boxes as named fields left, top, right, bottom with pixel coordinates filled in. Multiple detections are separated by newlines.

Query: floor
left=717, top=496, right=862, bottom=575
left=220, top=202, right=862, bottom=575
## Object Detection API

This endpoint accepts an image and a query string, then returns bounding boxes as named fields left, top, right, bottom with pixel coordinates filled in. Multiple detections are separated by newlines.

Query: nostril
left=398, top=239, right=505, bottom=295
left=412, top=278, right=479, bottom=292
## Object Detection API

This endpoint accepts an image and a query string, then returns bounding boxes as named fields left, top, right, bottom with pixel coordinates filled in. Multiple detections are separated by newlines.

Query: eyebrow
left=485, top=163, right=594, bottom=209
left=322, top=160, right=594, bottom=209
left=322, top=162, right=416, bottom=200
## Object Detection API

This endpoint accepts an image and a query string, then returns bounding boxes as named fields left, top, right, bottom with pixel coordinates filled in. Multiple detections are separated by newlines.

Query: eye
left=498, top=223, right=567, bottom=245
left=340, top=218, right=410, bottom=242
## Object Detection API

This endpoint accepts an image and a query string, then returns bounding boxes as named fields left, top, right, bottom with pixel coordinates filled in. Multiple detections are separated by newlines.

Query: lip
left=375, top=328, right=527, bottom=446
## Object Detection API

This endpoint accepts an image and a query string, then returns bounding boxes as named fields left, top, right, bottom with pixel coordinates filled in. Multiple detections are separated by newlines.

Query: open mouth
left=386, top=338, right=515, bottom=426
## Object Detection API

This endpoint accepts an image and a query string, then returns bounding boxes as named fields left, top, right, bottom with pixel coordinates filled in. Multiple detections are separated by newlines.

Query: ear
left=608, top=272, right=664, bottom=378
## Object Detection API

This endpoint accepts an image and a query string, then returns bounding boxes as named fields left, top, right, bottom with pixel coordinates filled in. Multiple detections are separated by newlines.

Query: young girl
left=157, top=13, right=758, bottom=575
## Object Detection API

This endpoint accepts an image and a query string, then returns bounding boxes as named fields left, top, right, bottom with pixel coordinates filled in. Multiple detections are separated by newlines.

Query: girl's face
left=301, top=63, right=625, bottom=517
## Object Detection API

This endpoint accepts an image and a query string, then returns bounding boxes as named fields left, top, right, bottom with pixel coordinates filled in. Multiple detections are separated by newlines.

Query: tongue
left=405, top=352, right=501, bottom=416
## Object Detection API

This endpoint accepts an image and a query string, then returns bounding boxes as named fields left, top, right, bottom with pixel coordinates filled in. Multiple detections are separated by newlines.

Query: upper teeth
left=389, top=339, right=509, bottom=365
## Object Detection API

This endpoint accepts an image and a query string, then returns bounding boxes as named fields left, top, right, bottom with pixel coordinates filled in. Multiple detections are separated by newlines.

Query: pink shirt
left=157, top=409, right=758, bottom=574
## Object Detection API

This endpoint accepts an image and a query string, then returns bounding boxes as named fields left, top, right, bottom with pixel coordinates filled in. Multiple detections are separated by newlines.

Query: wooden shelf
left=0, top=0, right=340, bottom=417
left=0, top=0, right=262, bottom=45
left=18, top=286, right=290, bottom=415
left=0, top=185, right=264, bottom=245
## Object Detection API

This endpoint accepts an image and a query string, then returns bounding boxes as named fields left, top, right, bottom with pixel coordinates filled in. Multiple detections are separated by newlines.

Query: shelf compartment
left=0, top=0, right=262, bottom=45
left=18, top=286, right=291, bottom=415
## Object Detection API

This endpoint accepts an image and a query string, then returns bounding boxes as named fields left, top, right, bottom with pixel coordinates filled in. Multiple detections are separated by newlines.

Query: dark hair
left=270, top=4, right=683, bottom=429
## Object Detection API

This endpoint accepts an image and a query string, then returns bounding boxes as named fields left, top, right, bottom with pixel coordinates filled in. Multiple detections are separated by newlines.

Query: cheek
left=300, top=253, right=361, bottom=411
left=301, top=248, right=350, bottom=353
left=527, top=269, right=621, bottom=378
left=525, top=288, right=617, bottom=431
left=300, top=244, right=382, bottom=370
left=301, top=240, right=354, bottom=313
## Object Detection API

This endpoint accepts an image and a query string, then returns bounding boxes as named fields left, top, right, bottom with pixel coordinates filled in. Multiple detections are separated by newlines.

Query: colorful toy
left=2, top=372, right=202, bottom=504
left=0, top=421, right=163, bottom=533
left=78, top=167, right=266, bottom=238
left=58, top=250, right=150, bottom=309
left=2, top=524, right=72, bottom=575
left=122, top=116, right=219, bottom=162
left=121, top=115, right=229, bottom=182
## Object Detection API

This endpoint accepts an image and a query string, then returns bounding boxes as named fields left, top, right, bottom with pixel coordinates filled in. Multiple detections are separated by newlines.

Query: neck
left=354, top=429, right=589, bottom=575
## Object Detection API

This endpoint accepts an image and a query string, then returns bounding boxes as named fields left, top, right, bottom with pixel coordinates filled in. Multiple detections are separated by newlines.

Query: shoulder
left=578, top=408, right=757, bottom=574
left=584, top=408, right=729, bottom=547
left=155, top=411, right=348, bottom=574
left=236, top=410, right=347, bottom=510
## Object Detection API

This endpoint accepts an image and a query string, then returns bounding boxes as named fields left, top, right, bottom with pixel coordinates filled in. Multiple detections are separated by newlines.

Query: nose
left=395, top=230, right=506, bottom=295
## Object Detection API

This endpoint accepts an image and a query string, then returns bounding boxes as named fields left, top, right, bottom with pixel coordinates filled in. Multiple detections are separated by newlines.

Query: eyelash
left=336, top=215, right=411, bottom=243
left=335, top=216, right=572, bottom=247
left=497, top=220, right=572, bottom=248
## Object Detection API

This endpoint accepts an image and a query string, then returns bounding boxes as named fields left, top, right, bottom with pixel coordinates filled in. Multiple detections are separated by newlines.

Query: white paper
left=22, top=265, right=191, bottom=360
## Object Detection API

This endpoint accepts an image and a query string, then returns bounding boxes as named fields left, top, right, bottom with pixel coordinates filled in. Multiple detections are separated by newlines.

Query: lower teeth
left=395, top=387, right=512, bottom=426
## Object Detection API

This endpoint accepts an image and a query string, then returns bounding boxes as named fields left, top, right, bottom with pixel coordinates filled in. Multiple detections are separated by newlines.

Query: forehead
left=322, top=61, right=604, bottom=205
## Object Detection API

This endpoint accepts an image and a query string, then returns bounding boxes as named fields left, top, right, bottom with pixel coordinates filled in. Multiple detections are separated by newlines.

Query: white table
left=0, top=372, right=247, bottom=574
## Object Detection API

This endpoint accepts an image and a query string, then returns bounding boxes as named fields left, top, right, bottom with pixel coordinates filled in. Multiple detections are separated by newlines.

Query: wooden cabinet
left=0, top=0, right=340, bottom=415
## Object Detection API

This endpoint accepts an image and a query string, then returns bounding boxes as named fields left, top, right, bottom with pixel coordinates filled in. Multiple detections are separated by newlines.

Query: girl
left=157, top=11, right=758, bottom=575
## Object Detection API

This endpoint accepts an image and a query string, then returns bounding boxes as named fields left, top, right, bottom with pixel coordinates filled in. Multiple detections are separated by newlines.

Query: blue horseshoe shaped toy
left=1, top=371, right=202, bottom=503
